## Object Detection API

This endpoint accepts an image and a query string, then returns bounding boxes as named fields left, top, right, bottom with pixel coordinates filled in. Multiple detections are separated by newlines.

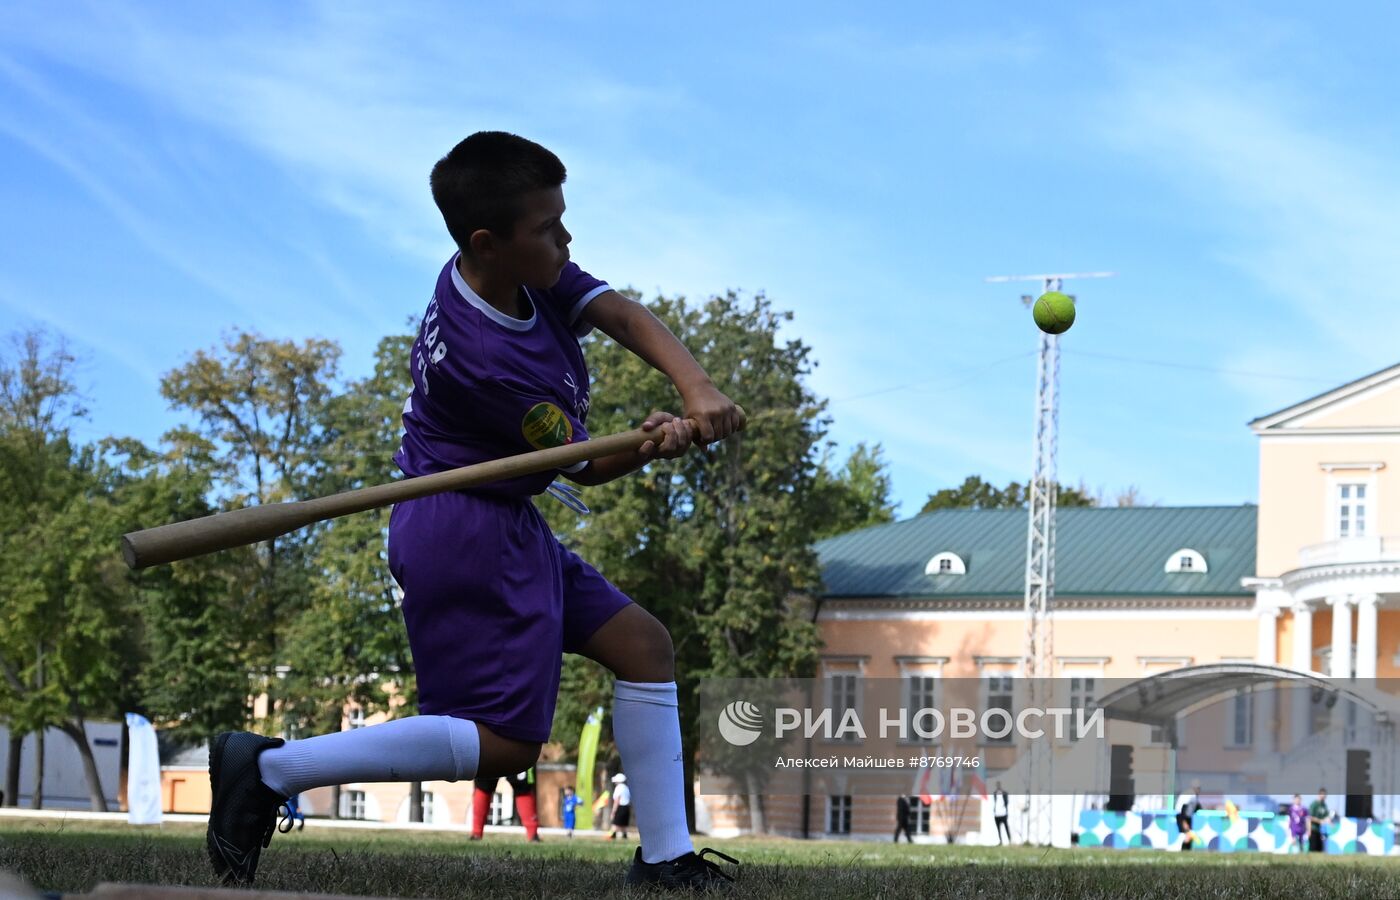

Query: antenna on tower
left=986, top=269, right=1114, bottom=845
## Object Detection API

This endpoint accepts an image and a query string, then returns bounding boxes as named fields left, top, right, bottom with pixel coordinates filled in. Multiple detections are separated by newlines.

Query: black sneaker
left=624, top=846, right=739, bottom=891
left=206, top=731, right=286, bottom=885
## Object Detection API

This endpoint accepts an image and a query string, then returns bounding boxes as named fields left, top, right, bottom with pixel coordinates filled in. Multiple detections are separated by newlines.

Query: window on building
left=280, top=717, right=305, bottom=742
left=348, top=707, right=366, bottom=730
left=1140, top=659, right=1191, bottom=746
left=924, top=552, right=966, bottom=575
left=489, top=790, right=512, bottom=825
left=1230, top=688, right=1253, bottom=747
left=419, top=791, right=436, bottom=824
left=983, top=675, right=1015, bottom=743
left=1338, top=483, right=1368, bottom=538
left=827, top=795, right=851, bottom=834
left=827, top=672, right=860, bottom=741
left=911, top=796, right=932, bottom=835
left=1068, top=676, right=1097, bottom=741
left=341, top=790, right=367, bottom=820
left=1164, top=549, right=1207, bottom=573
left=904, top=675, right=938, bottom=743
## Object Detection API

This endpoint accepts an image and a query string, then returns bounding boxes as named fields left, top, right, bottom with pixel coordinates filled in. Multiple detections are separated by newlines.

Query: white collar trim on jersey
left=450, top=254, right=536, bottom=332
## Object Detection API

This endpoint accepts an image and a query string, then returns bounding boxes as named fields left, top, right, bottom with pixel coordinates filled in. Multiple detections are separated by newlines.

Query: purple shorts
left=387, top=491, right=632, bottom=743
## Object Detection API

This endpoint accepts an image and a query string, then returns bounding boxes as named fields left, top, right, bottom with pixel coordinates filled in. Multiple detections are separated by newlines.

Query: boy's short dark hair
left=430, top=131, right=567, bottom=254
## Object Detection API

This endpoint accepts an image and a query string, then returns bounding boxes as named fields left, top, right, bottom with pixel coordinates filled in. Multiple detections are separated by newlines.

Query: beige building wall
left=161, top=768, right=211, bottom=813
left=819, top=611, right=1258, bottom=678
left=1257, top=440, right=1399, bottom=577
left=1254, top=372, right=1400, bottom=577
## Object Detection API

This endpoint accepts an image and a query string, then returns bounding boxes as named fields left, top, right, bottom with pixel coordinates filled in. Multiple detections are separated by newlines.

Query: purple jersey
left=1288, top=802, right=1308, bottom=835
left=394, top=254, right=611, bottom=495
left=387, top=254, right=632, bottom=743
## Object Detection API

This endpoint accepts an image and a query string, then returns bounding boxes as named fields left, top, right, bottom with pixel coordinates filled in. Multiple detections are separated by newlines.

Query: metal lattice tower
left=987, top=270, right=1113, bottom=844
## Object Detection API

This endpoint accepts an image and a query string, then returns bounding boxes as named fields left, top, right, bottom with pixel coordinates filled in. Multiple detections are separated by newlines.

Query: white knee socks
left=612, top=680, right=693, bottom=863
left=257, top=715, right=479, bottom=798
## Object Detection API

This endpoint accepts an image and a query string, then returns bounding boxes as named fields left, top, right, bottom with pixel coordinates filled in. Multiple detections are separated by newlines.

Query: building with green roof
left=816, top=505, right=1256, bottom=606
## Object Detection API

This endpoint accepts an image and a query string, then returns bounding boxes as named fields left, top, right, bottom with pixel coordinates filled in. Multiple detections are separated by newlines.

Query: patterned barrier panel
left=1325, top=816, right=1395, bottom=855
left=1076, top=810, right=1396, bottom=854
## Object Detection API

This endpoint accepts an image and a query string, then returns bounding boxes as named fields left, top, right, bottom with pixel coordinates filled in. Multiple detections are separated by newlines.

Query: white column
left=1256, top=608, right=1280, bottom=665
left=1291, top=603, right=1313, bottom=672
left=1255, top=608, right=1281, bottom=752
left=1329, top=595, right=1354, bottom=679
left=1355, top=593, right=1379, bottom=680
left=1290, top=602, right=1314, bottom=750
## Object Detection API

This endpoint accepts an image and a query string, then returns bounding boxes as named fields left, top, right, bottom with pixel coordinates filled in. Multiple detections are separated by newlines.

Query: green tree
left=0, top=332, right=141, bottom=810
left=160, top=332, right=342, bottom=724
left=811, top=442, right=896, bottom=539
left=541, top=291, right=829, bottom=830
left=281, top=335, right=417, bottom=816
left=110, top=437, right=253, bottom=744
left=920, top=475, right=1097, bottom=513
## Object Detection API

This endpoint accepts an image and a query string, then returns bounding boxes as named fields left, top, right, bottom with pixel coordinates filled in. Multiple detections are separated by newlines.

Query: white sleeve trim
left=567, top=284, right=611, bottom=336
left=560, top=459, right=589, bottom=474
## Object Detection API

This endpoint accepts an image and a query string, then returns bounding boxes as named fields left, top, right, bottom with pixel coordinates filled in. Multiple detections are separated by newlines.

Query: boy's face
left=484, top=185, right=572, bottom=289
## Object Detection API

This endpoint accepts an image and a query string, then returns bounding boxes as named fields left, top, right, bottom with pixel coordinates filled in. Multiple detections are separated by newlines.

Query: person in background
left=1287, top=794, right=1310, bottom=854
left=1177, top=788, right=1203, bottom=852
left=993, top=783, right=1012, bottom=845
left=609, top=773, right=632, bottom=841
left=1308, top=788, right=1331, bottom=853
left=511, top=768, right=541, bottom=842
left=561, top=785, right=583, bottom=838
left=470, top=776, right=499, bottom=840
left=893, top=795, right=913, bottom=843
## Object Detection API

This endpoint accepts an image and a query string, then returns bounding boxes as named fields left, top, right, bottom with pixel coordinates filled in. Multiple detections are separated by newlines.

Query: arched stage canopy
left=1096, top=662, right=1398, bottom=731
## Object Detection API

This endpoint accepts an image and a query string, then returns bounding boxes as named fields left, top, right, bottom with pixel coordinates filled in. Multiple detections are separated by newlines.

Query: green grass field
left=1, top=816, right=1397, bottom=899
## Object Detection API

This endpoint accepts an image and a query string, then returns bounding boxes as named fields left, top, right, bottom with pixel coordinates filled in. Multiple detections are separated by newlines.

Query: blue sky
left=2, top=1, right=1397, bottom=516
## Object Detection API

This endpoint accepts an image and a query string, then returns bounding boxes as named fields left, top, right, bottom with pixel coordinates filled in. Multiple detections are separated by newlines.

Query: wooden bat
left=122, top=424, right=677, bottom=570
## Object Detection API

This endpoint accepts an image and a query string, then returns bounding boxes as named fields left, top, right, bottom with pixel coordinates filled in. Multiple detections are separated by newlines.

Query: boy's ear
left=467, top=228, right=498, bottom=259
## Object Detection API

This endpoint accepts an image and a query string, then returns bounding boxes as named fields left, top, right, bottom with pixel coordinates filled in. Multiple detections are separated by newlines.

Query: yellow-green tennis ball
left=1033, top=291, right=1076, bottom=334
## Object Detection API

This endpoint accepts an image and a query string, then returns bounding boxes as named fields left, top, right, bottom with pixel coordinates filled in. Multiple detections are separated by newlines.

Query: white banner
left=124, top=713, right=162, bottom=825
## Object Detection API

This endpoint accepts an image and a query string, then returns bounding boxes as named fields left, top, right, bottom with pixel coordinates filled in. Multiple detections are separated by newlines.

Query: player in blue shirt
left=561, top=786, right=583, bottom=838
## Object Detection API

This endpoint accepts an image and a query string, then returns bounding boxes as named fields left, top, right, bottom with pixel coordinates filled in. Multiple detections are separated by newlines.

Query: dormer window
left=1165, top=549, right=1207, bottom=574
left=924, top=552, right=966, bottom=576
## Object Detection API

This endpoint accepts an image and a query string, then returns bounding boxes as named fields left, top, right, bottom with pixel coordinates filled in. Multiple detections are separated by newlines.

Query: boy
left=469, top=769, right=539, bottom=841
left=206, top=132, right=743, bottom=890
left=992, top=782, right=1011, bottom=845
left=561, top=785, right=582, bottom=838
left=1287, top=794, right=1309, bottom=853
left=608, top=773, right=632, bottom=841
left=512, top=768, right=541, bottom=842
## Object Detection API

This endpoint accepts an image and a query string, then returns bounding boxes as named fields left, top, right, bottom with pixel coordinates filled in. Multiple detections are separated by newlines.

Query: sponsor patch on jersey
left=522, top=402, right=573, bottom=449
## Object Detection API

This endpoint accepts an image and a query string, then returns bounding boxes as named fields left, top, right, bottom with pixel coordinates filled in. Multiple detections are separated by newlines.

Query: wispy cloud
left=0, top=56, right=270, bottom=323
left=0, top=2, right=692, bottom=267
left=0, top=274, right=161, bottom=386
left=1097, top=50, right=1400, bottom=369
left=791, top=23, right=1044, bottom=72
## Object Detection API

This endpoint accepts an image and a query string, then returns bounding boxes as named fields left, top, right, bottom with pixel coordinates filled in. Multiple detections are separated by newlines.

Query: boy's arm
left=582, top=291, right=745, bottom=444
